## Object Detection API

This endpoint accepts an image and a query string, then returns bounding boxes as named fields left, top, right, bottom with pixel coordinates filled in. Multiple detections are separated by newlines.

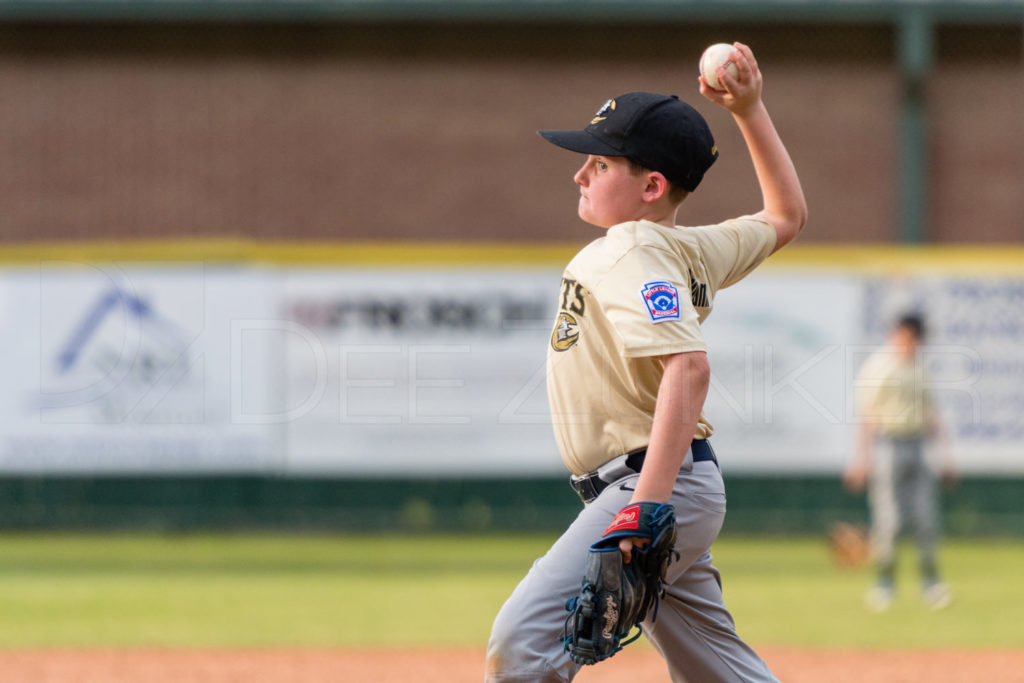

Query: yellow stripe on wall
left=0, top=240, right=576, bottom=268
left=763, top=245, right=1024, bottom=274
left=0, top=239, right=1022, bottom=273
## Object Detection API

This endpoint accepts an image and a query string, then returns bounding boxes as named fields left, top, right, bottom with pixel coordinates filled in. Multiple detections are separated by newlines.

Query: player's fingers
left=716, top=62, right=745, bottom=95
left=737, top=52, right=761, bottom=89
left=716, top=64, right=736, bottom=91
left=734, top=42, right=758, bottom=71
left=719, top=51, right=750, bottom=92
left=698, top=77, right=729, bottom=103
left=730, top=45, right=762, bottom=90
left=619, top=538, right=633, bottom=564
left=728, top=49, right=749, bottom=78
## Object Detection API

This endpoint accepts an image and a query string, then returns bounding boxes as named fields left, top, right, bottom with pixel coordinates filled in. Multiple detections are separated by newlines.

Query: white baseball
left=700, top=43, right=739, bottom=91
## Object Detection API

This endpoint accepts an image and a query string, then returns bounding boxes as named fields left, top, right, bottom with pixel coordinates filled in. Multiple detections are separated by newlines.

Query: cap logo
left=590, top=98, right=616, bottom=125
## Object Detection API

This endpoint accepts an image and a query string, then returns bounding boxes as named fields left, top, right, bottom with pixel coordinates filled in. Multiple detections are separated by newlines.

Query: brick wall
left=0, top=22, right=1019, bottom=244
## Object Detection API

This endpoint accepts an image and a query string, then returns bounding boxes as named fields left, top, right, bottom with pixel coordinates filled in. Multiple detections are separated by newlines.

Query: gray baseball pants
left=869, top=435, right=940, bottom=582
left=485, top=449, right=778, bottom=682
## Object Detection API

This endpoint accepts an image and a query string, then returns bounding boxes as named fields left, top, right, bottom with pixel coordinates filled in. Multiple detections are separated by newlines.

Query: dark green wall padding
left=0, top=475, right=1017, bottom=536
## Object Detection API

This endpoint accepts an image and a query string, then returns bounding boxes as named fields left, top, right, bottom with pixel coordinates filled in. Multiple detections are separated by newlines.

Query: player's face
left=892, top=326, right=921, bottom=357
left=573, top=155, right=648, bottom=228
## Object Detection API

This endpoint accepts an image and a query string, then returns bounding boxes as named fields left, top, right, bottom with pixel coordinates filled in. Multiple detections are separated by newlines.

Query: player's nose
left=573, top=163, right=589, bottom=186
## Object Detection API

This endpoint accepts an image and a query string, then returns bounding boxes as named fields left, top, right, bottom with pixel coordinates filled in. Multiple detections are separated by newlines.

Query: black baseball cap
left=538, top=92, right=718, bottom=192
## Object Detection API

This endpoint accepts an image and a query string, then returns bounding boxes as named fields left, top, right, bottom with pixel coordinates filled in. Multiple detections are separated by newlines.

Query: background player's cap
left=538, top=91, right=718, bottom=192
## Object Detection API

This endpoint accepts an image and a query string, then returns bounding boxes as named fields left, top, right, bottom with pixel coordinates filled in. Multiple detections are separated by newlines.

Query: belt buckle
left=571, top=451, right=640, bottom=504
left=570, top=474, right=599, bottom=504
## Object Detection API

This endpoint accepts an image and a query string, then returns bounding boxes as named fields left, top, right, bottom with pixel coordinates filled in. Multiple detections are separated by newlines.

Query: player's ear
left=641, top=171, right=670, bottom=203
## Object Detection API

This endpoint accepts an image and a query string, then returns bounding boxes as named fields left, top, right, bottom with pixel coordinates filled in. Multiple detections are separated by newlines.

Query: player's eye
left=597, top=161, right=608, bottom=171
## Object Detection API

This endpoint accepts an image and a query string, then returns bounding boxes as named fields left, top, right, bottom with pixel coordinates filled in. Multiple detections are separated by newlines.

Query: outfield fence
left=0, top=473, right=1020, bottom=536
left=1, top=5, right=1022, bottom=535
left=1, top=245, right=1021, bottom=533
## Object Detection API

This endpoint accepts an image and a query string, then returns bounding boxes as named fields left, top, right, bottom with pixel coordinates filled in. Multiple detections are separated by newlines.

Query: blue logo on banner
left=640, top=281, right=680, bottom=322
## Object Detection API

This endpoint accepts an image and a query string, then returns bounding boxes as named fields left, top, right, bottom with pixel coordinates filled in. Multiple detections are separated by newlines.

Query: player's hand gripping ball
left=700, top=42, right=740, bottom=91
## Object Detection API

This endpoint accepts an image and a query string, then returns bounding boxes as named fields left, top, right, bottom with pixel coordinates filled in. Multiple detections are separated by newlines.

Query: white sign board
left=0, top=263, right=1019, bottom=475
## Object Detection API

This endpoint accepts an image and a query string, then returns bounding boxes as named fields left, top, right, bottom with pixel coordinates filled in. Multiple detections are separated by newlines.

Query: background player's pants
left=485, top=449, right=778, bottom=683
left=868, top=435, right=940, bottom=584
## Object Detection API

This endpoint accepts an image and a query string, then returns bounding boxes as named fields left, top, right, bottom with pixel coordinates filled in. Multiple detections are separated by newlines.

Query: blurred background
left=0, top=0, right=1021, bottom=539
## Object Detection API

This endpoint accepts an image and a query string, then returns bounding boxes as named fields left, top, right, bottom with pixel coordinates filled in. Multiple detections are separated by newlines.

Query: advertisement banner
left=0, top=265, right=280, bottom=473
left=0, top=262, right=1019, bottom=475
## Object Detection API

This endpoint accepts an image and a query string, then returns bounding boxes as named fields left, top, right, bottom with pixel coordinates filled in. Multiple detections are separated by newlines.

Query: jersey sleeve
left=697, top=217, right=777, bottom=290
left=592, top=244, right=705, bottom=358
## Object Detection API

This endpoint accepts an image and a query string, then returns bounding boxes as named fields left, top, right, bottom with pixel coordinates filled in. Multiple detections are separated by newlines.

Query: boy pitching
left=486, top=43, right=806, bottom=682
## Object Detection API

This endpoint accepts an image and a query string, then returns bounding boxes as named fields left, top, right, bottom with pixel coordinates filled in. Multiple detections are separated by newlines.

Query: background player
left=844, top=313, right=957, bottom=611
left=485, top=43, right=806, bottom=682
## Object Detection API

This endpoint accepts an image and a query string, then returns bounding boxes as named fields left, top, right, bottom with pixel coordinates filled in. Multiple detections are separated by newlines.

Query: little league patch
left=640, top=281, right=680, bottom=322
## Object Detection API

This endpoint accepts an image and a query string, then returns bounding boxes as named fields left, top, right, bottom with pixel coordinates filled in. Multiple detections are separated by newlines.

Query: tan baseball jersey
left=854, top=349, right=933, bottom=438
left=547, top=216, right=777, bottom=476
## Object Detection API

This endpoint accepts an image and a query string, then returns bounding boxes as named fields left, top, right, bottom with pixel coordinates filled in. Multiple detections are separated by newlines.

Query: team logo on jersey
left=590, top=98, right=616, bottom=125
left=640, top=281, right=680, bottom=322
left=551, top=312, right=580, bottom=351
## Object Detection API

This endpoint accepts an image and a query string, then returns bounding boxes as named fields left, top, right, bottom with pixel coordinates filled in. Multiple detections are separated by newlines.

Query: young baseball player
left=485, top=43, right=805, bottom=682
left=844, top=313, right=956, bottom=612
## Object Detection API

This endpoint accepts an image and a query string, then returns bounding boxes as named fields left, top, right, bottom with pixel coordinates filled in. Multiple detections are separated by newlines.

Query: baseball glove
left=562, top=502, right=677, bottom=665
left=828, top=521, right=870, bottom=568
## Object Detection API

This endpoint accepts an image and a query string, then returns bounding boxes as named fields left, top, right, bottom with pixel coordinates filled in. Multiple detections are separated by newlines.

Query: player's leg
left=896, top=438, right=935, bottom=575
left=642, top=461, right=779, bottom=683
left=485, top=477, right=637, bottom=682
left=903, top=437, right=950, bottom=607
left=645, top=552, right=778, bottom=682
left=867, top=438, right=898, bottom=605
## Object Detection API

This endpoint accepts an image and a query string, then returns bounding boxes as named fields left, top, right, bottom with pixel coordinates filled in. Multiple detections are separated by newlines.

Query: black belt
left=570, top=440, right=718, bottom=504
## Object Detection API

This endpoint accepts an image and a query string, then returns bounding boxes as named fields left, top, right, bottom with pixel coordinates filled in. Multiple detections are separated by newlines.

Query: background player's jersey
left=854, top=350, right=935, bottom=438
left=547, top=216, right=776, bottom=475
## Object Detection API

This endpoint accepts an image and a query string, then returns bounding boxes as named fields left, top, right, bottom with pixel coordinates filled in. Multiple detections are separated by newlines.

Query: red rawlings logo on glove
left=603, top=504, right=641, bottom=535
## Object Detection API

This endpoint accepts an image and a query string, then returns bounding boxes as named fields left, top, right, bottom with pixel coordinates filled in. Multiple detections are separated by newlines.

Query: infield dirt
left=2, top=646, right=1022, bottom=682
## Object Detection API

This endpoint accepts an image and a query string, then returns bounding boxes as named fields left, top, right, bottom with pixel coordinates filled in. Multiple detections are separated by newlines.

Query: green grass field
left=0, top=533, right=1021, bottom=650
